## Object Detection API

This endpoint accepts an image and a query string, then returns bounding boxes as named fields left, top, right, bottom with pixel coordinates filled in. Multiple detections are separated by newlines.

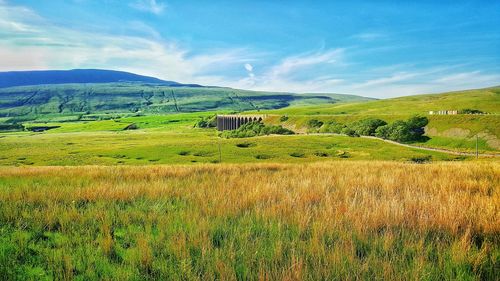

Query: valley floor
left=1, top=113, right=496, bottom=166
left=0, top=162, right=498, bottom=280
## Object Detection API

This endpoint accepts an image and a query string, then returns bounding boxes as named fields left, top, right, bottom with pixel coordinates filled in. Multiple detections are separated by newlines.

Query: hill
left=0, top=83, right=372, bottom=122
left=0, top=69, right=189, bottom=88
left=260, top=86, right=500, bottom=152
left=267, top=86, right=500, bottom=115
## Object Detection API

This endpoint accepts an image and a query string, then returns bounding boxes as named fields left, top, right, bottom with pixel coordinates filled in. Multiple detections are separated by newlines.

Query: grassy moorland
left=0, top=113, right=472, bottom=166
left=264, top=114, right=500, bottom=152
left=0, top=162, right=498, bottom=280
left=259, top=86, right=500, bottom=152
left=265, top=86, right=500, bottom=116
left=0, top=83, right=371, bottom=121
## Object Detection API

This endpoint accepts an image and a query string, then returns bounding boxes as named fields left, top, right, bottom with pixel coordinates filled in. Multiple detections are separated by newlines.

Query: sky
left=1, top=0, right=499, bottom=98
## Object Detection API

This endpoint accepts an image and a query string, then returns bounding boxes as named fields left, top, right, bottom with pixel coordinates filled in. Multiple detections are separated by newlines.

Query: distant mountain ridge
left=0, top=69, right=374, bottom=121
left=0, top=69, right=203, bottom=88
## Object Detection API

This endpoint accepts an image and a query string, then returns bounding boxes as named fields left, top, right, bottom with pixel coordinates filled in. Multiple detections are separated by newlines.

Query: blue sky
left=1, top=0, right=499, bottom=97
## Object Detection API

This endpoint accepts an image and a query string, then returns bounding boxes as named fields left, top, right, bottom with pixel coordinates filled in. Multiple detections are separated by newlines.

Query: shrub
left=255, top=154, right=271, bottom=160
left=375, top=125, right=390, bottom=139
left=236, top=142, right=255, bottom=148
left=375, top=116, right=428, bottom=142
left=351, top=118, right=387, bottom=136
left=123, top=123, right=138, bottom=130
left=307, top=119, right=324, bottom=129
left=341, top=127, right=359, bottom=137
left=336, top=150, right=350, bottom=158
left=409, top=155, right=432, bottom=163
left=0, top=123, right=25, bottom=132
left=319, top=121, right=347, bottom=134
left=195, top=115, right=216, bottom=128
left=459, top=108, right=484, bottom=114
left=289, top=152, right=305, bottom=158
left=279, top=115, right=289, bottom=122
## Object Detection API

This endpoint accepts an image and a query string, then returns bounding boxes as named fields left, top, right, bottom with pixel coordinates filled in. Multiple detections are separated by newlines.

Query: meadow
left=0, top=113, right=470, bottom=166
left=0, top=161, right=498, bottom=280
left=0, top=85, right=498, bottom=280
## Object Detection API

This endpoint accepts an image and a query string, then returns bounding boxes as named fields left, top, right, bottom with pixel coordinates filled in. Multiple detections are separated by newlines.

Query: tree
left=341, top=127, right=359, bottom=137
left=319, top=121, right=347, bottom=134
left=375, top=125, right=390, bottom=139
left=351, top=118, right=387, bottom=136
left=406, top=116, right=429, bottom=140
left=375, top=116, right=428, bottom=142
left=307, top=119, right=324, bottom=129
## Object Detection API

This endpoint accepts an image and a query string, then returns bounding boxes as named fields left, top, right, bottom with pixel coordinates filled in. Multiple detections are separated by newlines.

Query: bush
left=336, top=150, right=350, bottom=158
left=255, top=154, right=272, bottom=160
left=409, top=155, right=432, bottom=163
left=289, top=152, right=305, bottom=158
left=341, top=127, right=359, bottom=137
left=351, top=118, right=387, bottom=136
left=319, top=121, right=347, bottom=134
left=307, top=119, right=324, bottom=129
left=314, top=151, right=329, bottom=157
left=375, top=116, right=428, bottom=142
left=236, top=142, right=255, bottom=148
left=221, top=122, right=294, bottom=138
left=459, top=108, right=484, bottom=114
left=123, top=123, right=138, bottom=130
left=375, top=125, right=390, bottom=139
left=279, top=115, right=289, bottom=122
left=0, top=123, right=25, bottom=132
left=195, top=115, right=216, bottom=128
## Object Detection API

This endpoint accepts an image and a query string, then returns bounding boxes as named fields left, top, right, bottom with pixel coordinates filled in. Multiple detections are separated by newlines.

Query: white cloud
left=130, top=0, right=166, bottom=15
left=244, top=63, right=253, bottom=72
left=0, top=1, right=498, bottom=98
left=269, top=49, right=343, bottom=78
left=0, top=1, right=257, bottom=84
left=352, top=32, right=385, bottom=41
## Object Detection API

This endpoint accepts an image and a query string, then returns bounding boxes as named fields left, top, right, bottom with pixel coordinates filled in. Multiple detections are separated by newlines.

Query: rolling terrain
left=0, top=70, right=373, bottom=122
left=0, top=72, right=498, bottom=281
left=260, top=86, right=500, bottom=152
left=266, top=86, right=500, bottom=115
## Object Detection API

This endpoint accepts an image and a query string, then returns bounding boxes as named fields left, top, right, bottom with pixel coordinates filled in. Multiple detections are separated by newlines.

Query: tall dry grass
left=0, top=161, right=498, bottom=280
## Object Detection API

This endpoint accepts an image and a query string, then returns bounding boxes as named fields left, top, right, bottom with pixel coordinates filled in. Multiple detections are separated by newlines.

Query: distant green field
left=0, top=86, right=498, bottom=157
left=259, top=87, right=500, bottom=152
left=264, top=86, right=500, bottom=115
left=263, top=114, right=500, bottom=152
left=0, top=113, right=469, bottom=166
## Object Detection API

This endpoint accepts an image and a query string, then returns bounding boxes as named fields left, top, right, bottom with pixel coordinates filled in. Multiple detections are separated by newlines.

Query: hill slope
left=268, top=86, right=500, bottom=115
left=262, top=86, right=500, bottom=152
left=0, top=83, right=372, bottom=121
left=0, top=69, right=187, bottom=88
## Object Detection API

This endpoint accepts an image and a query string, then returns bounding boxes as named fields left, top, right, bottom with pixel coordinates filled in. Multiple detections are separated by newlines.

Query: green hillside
left=0, top=83, right=371, bottom=122
left=259, top=87, right=500, bottom=152
left=266, top=86, right=500, bottom=115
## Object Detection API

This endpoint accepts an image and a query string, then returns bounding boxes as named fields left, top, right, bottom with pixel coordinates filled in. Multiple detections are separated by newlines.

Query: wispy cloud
left=352, top=32, right=385, bottom=41
left=268, top=49, right=343, bottom=78
left=130, top=0, right=166, bottom=15
left=0, top=1, right=498, bottom=98
left=0, top=1, right=256, bottom=84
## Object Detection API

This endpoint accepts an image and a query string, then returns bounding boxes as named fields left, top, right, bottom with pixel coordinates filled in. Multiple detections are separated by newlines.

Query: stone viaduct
left=216, top=115, right=265, bottom=131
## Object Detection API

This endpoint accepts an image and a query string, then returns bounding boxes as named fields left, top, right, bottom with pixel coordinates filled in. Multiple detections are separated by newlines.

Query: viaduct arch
left=216, top=115, right=265, bottom=131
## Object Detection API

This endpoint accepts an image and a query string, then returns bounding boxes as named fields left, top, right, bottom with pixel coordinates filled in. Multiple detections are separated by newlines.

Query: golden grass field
left=0, top=161, right=499, bottom=280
